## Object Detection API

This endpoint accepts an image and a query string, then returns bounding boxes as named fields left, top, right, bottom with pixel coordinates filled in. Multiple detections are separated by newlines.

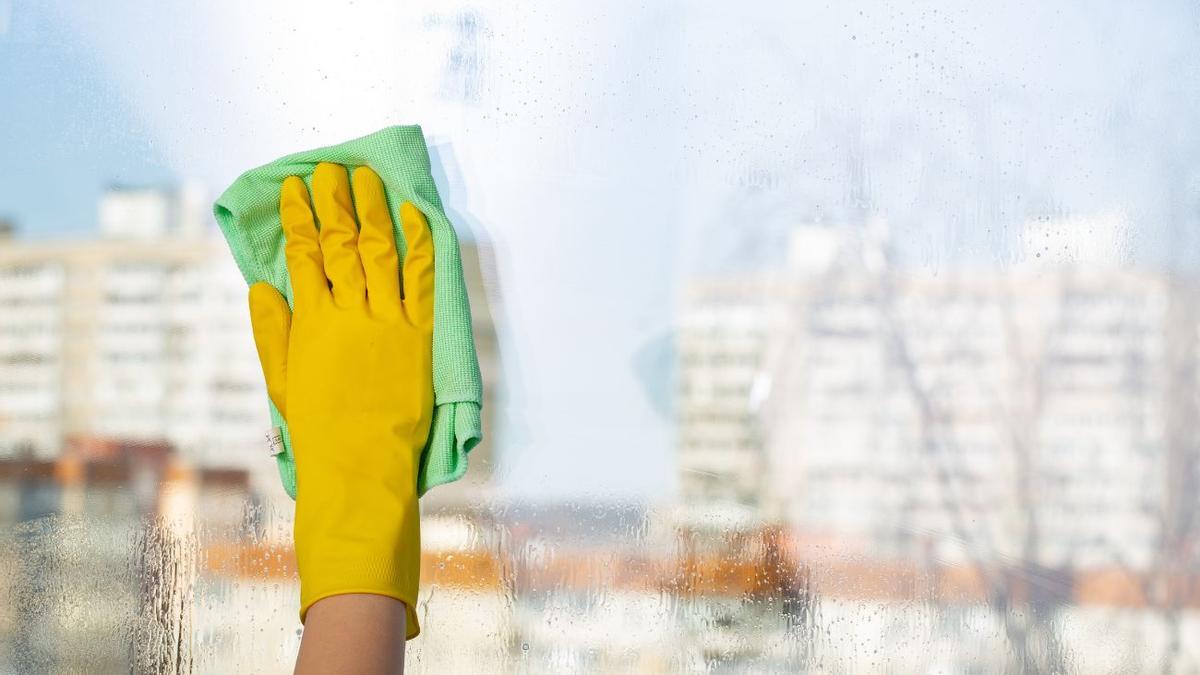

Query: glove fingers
left=399, top=202, right=435, bottom=331
left=280, top=176, right=330, bottom=307
left=351, top=167, right=403, bottom=318
left=248, top=281, right=292, bottom=418
left=312, top=163, right=367, bottom=308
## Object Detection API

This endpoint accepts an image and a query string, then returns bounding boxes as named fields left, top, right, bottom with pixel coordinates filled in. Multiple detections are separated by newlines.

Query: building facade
left=676, top=225, right=1200, bottom=573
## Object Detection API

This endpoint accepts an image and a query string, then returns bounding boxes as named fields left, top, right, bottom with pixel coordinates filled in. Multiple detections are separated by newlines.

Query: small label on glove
left=266, top=426, right=285, bottom=457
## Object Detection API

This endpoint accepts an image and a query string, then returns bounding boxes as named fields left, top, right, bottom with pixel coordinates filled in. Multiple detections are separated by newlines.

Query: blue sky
left=0, top=2, right=173, bottom=235
left=4, top=0, right=1200, bottom=500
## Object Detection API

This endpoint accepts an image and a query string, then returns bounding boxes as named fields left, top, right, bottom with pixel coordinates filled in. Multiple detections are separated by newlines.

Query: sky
left=3, top=0, right=1200, bottom=500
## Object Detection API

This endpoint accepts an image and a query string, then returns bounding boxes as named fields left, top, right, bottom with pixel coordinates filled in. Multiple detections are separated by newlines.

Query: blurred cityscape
left=1, top=189, right=1200, bottom=673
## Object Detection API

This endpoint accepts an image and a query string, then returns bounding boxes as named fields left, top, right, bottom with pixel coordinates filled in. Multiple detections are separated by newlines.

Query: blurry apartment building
left=0, top=186, right=265, bottom=474
left=676, top=220, right=1200, bottom=574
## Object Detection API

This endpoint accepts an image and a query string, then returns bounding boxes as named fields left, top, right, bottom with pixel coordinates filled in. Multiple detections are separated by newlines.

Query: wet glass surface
left=3, top=0, right=1200, bottom=672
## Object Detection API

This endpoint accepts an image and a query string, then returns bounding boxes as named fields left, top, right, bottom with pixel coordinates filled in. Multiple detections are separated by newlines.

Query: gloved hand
left=247, top=162, right=434, bottom=639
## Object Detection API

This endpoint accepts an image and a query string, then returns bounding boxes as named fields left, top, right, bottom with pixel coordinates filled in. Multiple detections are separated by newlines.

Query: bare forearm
left=295, top=594, right=408, bottom=675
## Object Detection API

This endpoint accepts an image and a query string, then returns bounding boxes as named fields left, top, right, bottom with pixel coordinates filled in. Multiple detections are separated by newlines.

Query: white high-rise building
left=0, top=186, right=264, bottom=474
left=0, top=236, right=266, bottom=471
left=97, top=183, right=209, bottom=240
left=676, top=223, right=1200, bottom=572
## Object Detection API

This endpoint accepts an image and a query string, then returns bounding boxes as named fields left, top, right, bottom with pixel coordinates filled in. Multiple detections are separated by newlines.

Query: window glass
left=3, top=0, right=1199, bottom=672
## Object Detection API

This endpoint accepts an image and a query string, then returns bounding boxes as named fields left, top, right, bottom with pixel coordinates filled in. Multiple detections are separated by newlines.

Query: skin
left=295, top=594, right=407, bottom=674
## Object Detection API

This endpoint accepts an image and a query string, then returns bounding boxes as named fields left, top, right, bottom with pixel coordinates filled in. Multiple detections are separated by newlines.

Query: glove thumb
left=248, top=282, right=292, bottom=418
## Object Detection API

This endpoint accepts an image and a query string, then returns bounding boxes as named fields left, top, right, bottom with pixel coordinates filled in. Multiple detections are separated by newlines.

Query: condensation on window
left=2, top=0, right=1200, bottom=673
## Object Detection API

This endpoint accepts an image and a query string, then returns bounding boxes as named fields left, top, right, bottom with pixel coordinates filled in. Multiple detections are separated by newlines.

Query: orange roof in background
left=2, top=460, right=1195, bottom=612
left=196, top=538, right=1200, bottom=610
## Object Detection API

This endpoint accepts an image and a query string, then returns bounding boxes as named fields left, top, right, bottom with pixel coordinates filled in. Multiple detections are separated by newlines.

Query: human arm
left=294, top=594, right=407, bottom=674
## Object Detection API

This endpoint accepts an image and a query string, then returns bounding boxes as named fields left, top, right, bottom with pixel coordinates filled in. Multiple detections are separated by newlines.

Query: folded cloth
left=213, top=125, right=483, bottom=498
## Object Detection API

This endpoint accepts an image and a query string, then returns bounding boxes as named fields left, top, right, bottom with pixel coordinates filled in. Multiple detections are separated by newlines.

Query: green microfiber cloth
left=213, top=125, right=482, bottom=499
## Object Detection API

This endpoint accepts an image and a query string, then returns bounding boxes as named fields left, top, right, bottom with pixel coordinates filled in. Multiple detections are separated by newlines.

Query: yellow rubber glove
left=247, top=162, right=434, bottom=639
